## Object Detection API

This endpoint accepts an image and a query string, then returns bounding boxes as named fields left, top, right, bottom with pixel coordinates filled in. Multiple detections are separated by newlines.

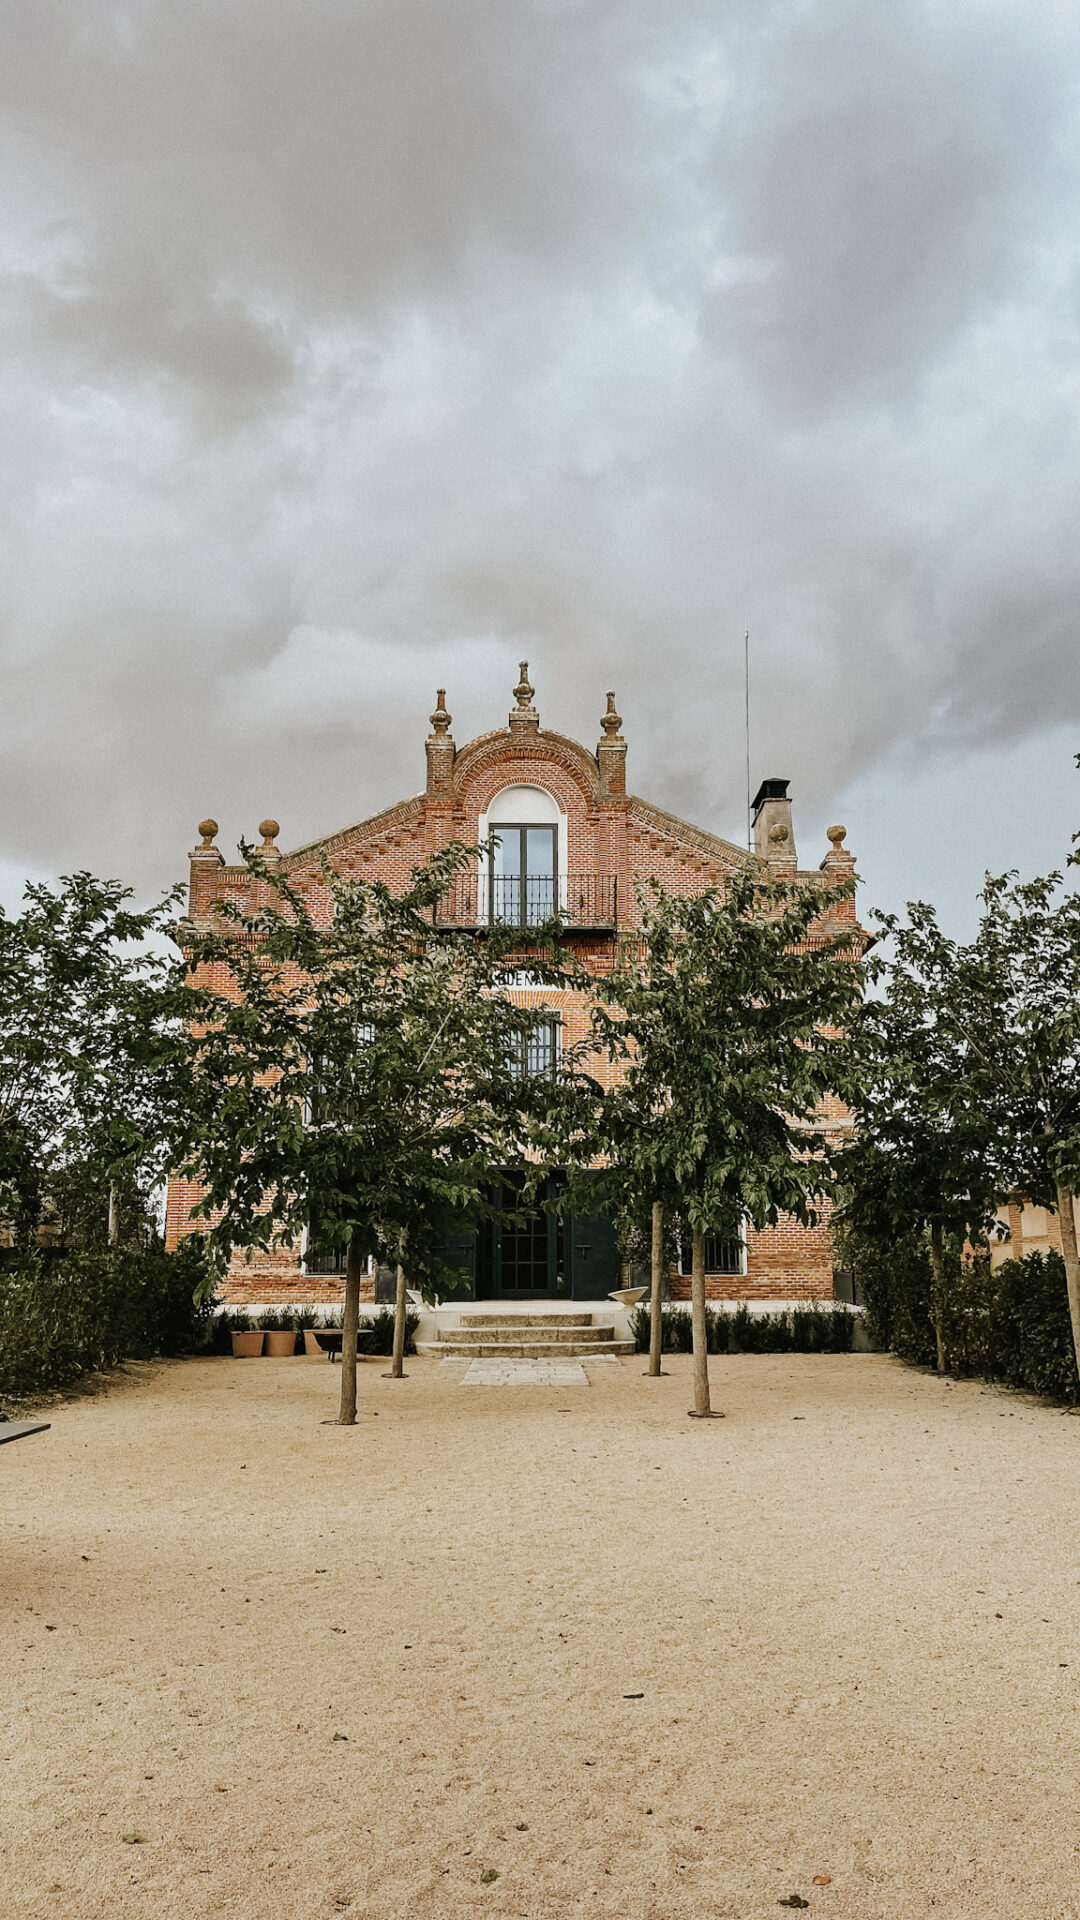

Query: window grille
left=678, top=1233, right=745, bottom=1276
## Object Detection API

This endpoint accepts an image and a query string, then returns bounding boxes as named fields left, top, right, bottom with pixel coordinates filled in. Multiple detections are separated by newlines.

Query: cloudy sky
left=1, top=0, right=1078, bottom=932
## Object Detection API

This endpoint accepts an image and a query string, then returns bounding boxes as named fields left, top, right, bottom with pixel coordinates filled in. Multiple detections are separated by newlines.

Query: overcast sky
left=1, top=0, right=1078, bottom=934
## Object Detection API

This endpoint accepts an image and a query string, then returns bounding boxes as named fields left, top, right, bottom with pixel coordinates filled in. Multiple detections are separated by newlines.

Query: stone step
left=417, top=1338, right=635, bottom=1360
left=439, top=1323, right=613, bottom=1347
left=458, top=1312, right=594, bottom=1328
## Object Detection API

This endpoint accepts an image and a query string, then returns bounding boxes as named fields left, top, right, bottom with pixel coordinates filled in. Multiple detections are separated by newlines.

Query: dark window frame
left=487, top=823, right=559, bottom=927
left=678, top=1231, right=746, bottom=1277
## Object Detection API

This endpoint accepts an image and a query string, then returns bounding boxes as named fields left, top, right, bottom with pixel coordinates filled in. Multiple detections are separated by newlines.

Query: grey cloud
left=0, top=0, right=1077, bottom=901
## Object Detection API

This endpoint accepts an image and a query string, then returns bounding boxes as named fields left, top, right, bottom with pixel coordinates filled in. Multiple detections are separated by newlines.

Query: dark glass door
left=491, top=1173, right=564, bottom=1296
left=489, top=825, right=558, bottom=925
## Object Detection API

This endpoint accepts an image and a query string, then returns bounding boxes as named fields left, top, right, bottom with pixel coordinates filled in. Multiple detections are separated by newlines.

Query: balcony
left=436, top=872, right=618, bottom=932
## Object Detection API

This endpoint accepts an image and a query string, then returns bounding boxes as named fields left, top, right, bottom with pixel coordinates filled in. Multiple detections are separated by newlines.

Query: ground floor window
left=678, top=1232, right=746, bottom=1277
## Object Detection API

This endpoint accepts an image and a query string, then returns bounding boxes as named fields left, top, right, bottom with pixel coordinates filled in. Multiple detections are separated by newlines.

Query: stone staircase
left=419, top=1311, right=634, bottom=1360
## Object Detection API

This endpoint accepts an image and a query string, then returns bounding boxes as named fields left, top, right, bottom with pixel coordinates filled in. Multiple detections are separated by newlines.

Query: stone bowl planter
left=263, top=1329, right=297, bottom=1357
left=231, top=1330, right=264, bottom=1357
left=607, top=1287, right=648, bottom=1308
left=302, top=1329, right=325, bottom=1357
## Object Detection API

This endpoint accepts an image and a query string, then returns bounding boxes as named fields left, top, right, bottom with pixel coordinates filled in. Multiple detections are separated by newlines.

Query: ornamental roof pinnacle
left=601, top=691, right=623, bottom=738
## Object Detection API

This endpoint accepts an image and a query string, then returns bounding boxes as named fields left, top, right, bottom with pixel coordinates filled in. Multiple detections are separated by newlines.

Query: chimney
left=751, top=778, right=797, bottom=869
left=426, top=688, right=455, bottom=798
left=597, top=691, right=626, bottom=798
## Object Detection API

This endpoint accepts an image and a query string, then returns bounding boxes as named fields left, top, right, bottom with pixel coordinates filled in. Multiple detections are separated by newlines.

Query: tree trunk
left=690, top=1229, right=711, bottom=1417
left=648, top=1199, right=665, bottom=1377
left=1054, top=1182, right=1080, bottom=1388
left=338, top=1235, right=362, bottom=1425
left=929, top=1221, right=947, bottom=1375
left=391, top=1263, right=408, bottom=1379
left=107, top=1184, right=119, bottom=1249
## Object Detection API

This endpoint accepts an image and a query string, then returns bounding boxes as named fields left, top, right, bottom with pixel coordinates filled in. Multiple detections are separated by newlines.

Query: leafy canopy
left=180, top=843, right=595, bottom=1298
left=0, top=873, right=191, bottom=1246
left=591, top=866, right=863, bottom=1241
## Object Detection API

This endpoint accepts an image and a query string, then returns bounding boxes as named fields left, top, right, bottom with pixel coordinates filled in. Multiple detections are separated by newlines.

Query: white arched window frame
left=477, top=784, right=568, bottom=924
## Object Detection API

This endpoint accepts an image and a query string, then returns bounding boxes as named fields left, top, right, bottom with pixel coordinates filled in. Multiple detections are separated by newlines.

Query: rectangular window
left=679, top=1232, right=746, bottom=1276
left=510, top=1015, right=560, bottom=1078
left=489, top=825, right=558, bottom=926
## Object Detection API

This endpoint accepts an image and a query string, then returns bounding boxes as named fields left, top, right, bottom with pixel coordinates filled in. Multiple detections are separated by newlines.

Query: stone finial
left=821, top=821, right=855, bottom=876
left=601, top=691, right=622, bottom=738
left=258, top=819, right=283, bottom=866
left=197, top=818, right=219, bottom=847
left=509, top=658, right=540, bottom=733
left=769, top=822, right=790, bottom=847
left=429, top=688, right=452, bottom=736
left=597, top=689, right=627, bottom=798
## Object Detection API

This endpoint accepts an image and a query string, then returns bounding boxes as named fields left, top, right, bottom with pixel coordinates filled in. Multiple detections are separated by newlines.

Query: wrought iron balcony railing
left=436, top=872, right=618, bottom=932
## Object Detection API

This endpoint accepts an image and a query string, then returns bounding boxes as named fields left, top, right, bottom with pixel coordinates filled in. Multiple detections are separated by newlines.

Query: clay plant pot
left=263, top=1329, right=297, bottom=1357
left=231, top=1330, right=264, bottom=1357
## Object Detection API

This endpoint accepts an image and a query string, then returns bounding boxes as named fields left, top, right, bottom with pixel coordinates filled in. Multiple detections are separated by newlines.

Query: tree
left=593, top=869, right=863, bottom=1415
left=0, top=873, right=191, bottom=1248
left=838, top=903, right=1000, bottom=1373
left=945, top=863, right=1080, bottom=1383
left=179, top=844, right=584, bottom=1423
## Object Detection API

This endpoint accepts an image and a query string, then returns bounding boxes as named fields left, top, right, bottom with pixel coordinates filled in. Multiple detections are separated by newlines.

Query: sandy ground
left=3, top=1352, right=1080, bottom=1920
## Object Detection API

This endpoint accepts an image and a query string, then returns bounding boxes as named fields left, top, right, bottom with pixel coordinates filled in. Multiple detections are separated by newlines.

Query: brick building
left=166, top=665, right=860, bottom=1309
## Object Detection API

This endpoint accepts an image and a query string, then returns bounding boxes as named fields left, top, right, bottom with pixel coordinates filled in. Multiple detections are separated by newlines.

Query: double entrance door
left=484, top=1172, right=565, bottom=1297
left=459, top=1173, right=619, bottom=1302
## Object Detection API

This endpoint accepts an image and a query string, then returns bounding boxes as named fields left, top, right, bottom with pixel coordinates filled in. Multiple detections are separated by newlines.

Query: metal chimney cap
left=751, top=778, right=790, bottom=815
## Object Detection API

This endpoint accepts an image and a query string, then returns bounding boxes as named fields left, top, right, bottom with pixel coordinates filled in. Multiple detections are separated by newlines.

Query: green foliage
left=0, top=872, right=194, bottom=1246
left=356, top=1308, right=419, bottom=1356
left=840, top=1225, right=940, bottom=1368
left=841, top=853, right=1080, bottom=1386
left=258, top=1307, right=296, bottom=1332
left=839, top=902, right=1000, bottom=1259
left=842, top=1225, right=1080, bottom=1403
left=180, top=843, right=595, bottom=1301
left=0, top=1238, right=213, bottom=1405
left=590, top=866, right=862, bottom=1251
left=206, top=1308, right=253, bottom=1352
left=989, top=1253, right=1080, bottom=1402
left=630, top=1302, right=856, bottom=1355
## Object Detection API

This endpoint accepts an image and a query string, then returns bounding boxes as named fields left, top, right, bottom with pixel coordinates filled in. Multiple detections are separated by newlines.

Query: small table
left=0, top=1421, right=51, bottom=1445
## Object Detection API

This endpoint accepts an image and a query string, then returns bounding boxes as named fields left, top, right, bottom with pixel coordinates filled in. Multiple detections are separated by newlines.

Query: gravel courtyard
left=3, top=1350, right=1079, bottom=1920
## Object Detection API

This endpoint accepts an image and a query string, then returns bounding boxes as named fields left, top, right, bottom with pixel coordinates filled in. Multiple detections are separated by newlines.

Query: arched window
left=479, top=785, right=565, bottom=926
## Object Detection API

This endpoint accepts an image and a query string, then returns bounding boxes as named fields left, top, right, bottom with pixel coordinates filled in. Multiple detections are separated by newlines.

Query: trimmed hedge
left=630, top=1302, right=857, bottom=1355
left=0, top=1239, right=214, bottom=1406
left=846, top=1232, right=1080, bottom=1405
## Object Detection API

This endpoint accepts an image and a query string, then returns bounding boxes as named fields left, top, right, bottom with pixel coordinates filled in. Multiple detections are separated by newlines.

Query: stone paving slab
left=459, top=1358, right=589, bottom=1385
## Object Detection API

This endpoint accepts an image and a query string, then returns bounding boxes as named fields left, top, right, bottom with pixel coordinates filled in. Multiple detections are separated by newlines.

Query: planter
left=607, top=1287, right=648, bottom=1308
left=231, top=1330, right=264, bottom=1357
left=303, top=1329, right=325, bottom=1357
left=263, top=1329, right=297, bottom=1357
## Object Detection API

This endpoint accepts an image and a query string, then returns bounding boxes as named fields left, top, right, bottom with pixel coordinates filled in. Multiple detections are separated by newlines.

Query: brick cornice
left=278, top=793, right=427, bottom=870
left=627, top=796, right=754, bottom=871
left=451, top=728, right=599, bottom=811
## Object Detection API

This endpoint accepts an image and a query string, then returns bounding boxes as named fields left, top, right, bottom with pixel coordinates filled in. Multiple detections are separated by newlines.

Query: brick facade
left=166, top=667, right=861, bottom=1305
